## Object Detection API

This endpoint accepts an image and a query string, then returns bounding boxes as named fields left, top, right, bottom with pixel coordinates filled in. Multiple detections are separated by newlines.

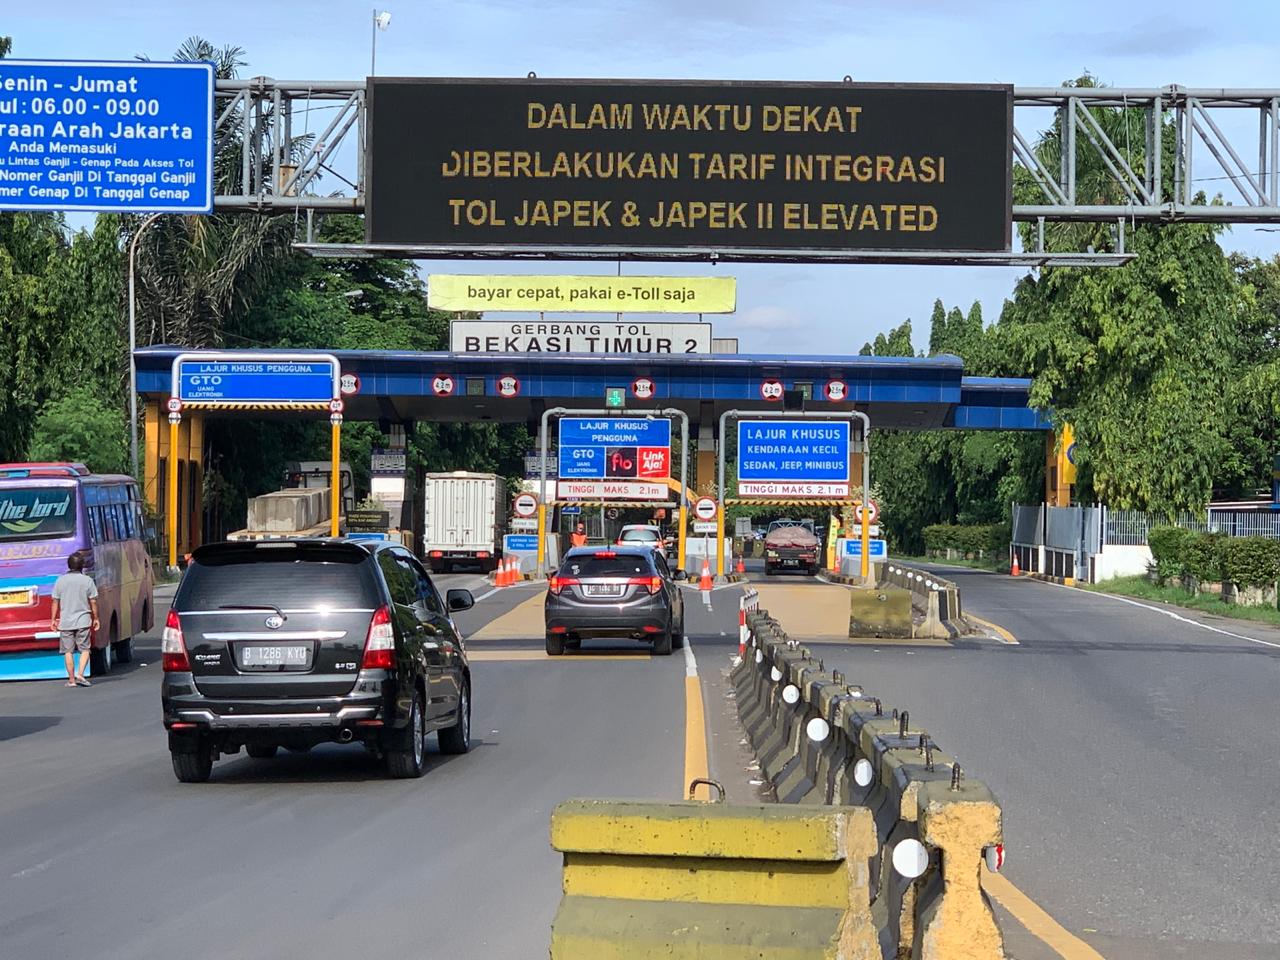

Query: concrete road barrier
left=848, top=586, right=913, bottom=638
left=882, top=564, right=963, bottom=639
left=550, top=798, right=881, bottom=959
left=731, top=610, right=1006, bottom=960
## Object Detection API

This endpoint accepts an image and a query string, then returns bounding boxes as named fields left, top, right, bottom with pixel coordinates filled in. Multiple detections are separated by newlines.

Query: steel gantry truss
left=212, top=80, right=1280, bottom=262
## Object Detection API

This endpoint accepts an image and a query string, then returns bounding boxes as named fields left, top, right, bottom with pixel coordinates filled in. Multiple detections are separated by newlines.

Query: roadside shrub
left=1223, top=537, right=1280, bottom=589
left=1182, top=532, right=1229, bottom=583
left=1147, top=525, right=1195, bottom=581
left=922, top=522, right=1011, bottom=556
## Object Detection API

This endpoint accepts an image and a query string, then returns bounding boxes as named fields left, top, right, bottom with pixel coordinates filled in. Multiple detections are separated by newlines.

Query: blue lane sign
left=737, top=420, right=851, bottom=497
left=0, top=60, right=214, bottom=213
left=842, top=538, right=887, bottom=559
left=557, top=417, right=672, bottom=480
left=504, top=534, right=539, bottom=552
left=177, top=360, right=336, bottom=404
left=560, top=505, right=582, bottom=515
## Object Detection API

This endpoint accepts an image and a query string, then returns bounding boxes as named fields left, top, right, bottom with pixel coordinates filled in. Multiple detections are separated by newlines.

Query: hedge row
left=921, top=522, right=1011, bottom=555
left=1148, top=526, right=1280, bottom=587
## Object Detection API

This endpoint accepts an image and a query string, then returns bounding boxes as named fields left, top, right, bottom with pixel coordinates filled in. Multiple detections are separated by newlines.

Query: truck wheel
left=545, top=633, right=565, bottom=656
left=171, top=741, right=213, bottom=783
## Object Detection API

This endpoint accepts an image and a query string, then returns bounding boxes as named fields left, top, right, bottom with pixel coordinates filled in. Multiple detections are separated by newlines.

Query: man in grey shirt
left=52, top=554, right=99, bottom=687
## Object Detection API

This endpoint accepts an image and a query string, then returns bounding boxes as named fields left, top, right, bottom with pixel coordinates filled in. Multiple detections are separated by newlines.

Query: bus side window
left=89, top=506, right=104, bottom=543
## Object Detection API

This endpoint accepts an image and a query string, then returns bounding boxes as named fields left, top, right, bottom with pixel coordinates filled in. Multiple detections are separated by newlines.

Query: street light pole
left=371, top=10, right=391, bottom=76
left=128, top=212, right=162, bottom=481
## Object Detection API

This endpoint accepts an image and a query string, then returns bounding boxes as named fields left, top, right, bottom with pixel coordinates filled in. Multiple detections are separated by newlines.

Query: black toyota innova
left=161, top=539, right=473, bottom=782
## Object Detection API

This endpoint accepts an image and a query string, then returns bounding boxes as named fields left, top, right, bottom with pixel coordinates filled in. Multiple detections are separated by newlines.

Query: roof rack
left=0, top=462, right=90, bottom=478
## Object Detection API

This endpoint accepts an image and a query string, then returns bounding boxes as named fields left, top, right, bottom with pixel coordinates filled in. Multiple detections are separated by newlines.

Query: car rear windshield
left=175, top=545, right=381, bottom=610
left=561, top=554, right=653, bottom=579
left=620, top=529, right=659, bottom=542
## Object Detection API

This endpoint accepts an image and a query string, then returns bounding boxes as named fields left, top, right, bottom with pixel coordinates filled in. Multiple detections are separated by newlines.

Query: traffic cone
left=497, top=558, right=510, bottom=586
left=735, top=555, right=745, bottom=575
left=1010, top=552, right=1021, bottom=577
left=510, top=556, right=522, bottom=583
left=700, top=558, right=713, bottom=591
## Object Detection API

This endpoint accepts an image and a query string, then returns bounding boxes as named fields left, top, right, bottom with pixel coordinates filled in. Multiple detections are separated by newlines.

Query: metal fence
left=1011, top=504, right=1044, bottom=546
left=1102, top=508, right=1276, bottom=544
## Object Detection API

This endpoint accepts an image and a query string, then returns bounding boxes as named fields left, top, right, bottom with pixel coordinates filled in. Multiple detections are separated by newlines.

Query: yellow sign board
left=1058, top=423, right=1077, bottom=485
left=428, top=274, right=736, bottom=314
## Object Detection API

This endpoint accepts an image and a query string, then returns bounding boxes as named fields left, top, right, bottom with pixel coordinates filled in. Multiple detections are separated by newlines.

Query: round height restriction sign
left=855, top=499, right=880, bottom=524
left=693, top=497, right=718, bottom=522
left=513, top=492, right=539, bottom=518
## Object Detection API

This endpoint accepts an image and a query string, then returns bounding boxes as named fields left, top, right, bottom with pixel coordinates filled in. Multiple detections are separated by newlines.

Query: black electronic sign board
left=366, top=79, right=1012, bottom=254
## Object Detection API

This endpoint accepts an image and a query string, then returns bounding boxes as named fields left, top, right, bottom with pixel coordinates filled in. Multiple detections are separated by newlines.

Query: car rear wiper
left=218, top=603, right=287, bottom=622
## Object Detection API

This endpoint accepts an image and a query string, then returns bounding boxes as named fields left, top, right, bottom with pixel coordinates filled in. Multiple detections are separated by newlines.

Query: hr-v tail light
left=161, top=610, right=190, bottom=672
left=362, top=606, right=395, bottom=670
left=549, top=576, right=579, bottom=596
left=628, top=576, right=664, bottom=595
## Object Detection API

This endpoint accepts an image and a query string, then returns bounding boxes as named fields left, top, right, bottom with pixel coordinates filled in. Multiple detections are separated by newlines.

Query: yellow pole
left=860, top=501, right=870, bottom=581
left=715, top=505, right=725, bottom=577
left=536, top=503, right=547, bottom=571
left=167, top=416, right=179, bottom=569
left=330, top=419, right=341, bottom=538
left=677, top=502, right=688, bottom=574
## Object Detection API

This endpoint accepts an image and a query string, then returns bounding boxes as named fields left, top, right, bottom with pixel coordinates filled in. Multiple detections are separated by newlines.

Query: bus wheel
left=90, top=638, right=112, bottom=675
left=113, top=636, right=134, bottom=664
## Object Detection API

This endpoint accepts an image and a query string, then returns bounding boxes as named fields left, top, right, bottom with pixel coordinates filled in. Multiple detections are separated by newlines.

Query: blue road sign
left=842, top=538, right=887, bottom=560
left=504, top=534, right=539, bottom=552
left=0, top=60, right=214, bottom=213
left=560, top=505, right=582, bottom=515
left=557, top=417, right=671, bottom=480
left=177, top=360, right=336, bottom=404
left=737, top=420, right=851, bottom=496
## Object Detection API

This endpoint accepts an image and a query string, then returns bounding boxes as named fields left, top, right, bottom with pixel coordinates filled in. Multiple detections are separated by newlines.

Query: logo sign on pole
left=737, top=420, right=851, bottom=497
left=825, top=379, right=848, bottom=402
left=366, top=80, right=1013, bottom=254
left=433, top=277, right=735, bottom=315
left=167, top=412, right=182, bottom=425
left=0, top=60, right=215, bottom=214
left=760, top=379, right=784, bottom=402
left=632, top=377, right=656, bottom=400
left=693, top=497, right=718, bottom=522
left=173, top=353, right=339, bottom=406
left=842, top=538, right=887, bottom=560
left=855, top=499, right=880, bottom=524
left=513, top=492, right=540, bottom=518
left=431, top=374, right=455, bottom=396
left=330, top=413, right=344, bottom=425
left=497, top=375, right=520, bottom=398
left=339, top=373, right=361, bottom=396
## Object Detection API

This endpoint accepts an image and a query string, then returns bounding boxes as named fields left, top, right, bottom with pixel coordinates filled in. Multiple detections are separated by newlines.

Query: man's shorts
left=59, top=628, right=91, bottom=654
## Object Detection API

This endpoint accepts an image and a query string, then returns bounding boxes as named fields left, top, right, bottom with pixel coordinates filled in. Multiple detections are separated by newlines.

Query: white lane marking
left=1040, top=579, right=1280, bottom=650
left=683, top=637, right=698, bottom=677
left=471, top=588, right=500, bottom=602
left=701, top=590, right=713, bottom=609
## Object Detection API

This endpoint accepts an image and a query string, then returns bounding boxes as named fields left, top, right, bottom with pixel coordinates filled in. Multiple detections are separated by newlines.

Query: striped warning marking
left=179, top=401, right=332, bottom=410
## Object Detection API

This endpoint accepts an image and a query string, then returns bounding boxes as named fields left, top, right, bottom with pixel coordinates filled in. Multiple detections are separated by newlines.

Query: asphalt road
left=0, top=572, right=739, bottom=960
left=744, top=561, right=1280, bottom=960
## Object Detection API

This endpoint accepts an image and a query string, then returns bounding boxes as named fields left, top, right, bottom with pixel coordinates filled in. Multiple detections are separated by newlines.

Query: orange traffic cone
left=700, top=558, right=713, bottom=591
left=509, top=557, right=522, bottom=583
left=1010, top=553, right=1021, bottom=577
left=496, top=558, right=509, bottom=586
left=735, top=555, right=745, bottom=575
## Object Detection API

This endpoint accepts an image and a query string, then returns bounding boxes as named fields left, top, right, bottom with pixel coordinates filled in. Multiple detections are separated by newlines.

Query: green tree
left=28, top=386, right=127, bottom=473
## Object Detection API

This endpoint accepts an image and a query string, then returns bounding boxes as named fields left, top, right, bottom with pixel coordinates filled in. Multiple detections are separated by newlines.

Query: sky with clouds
left=7, top=0, right=1279, bottom=355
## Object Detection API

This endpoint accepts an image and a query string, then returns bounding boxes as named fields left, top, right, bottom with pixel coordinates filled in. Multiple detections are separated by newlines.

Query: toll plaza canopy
left=135, top=347, right=1047, bottom=431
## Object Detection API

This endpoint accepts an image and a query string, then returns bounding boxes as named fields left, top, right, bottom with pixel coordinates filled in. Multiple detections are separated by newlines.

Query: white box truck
left=423, top=472, right=506, bottom=573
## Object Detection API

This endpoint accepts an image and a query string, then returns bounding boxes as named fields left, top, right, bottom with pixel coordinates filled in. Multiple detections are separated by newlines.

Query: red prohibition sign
left=760, top=379, right=784, bottom=402
left=825, top=379, right=848, bottom=402
left=497, top=375, right=521, bottom=398
left=632, top=377, right=656, bottom=400
left=432, top=374, right=455, bottom=397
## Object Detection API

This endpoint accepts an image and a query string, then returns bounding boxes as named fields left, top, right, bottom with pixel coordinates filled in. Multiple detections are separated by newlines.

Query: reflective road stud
left=985, top=844, right=1006, bottom=872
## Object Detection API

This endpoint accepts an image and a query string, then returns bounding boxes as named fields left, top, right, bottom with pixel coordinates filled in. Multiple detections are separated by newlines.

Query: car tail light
left=361, top=606, right=395, bottom=670
left=593, top=550, right=617, bottom=558
left=629, top=576, right=664, bottom=595
left=477, top=551, right=490, bottom=559
left=161, top=609, right=189, bottom=672
left=429, top=550, right=444, bottom=558
left=549, top=575, right=578, bottom=596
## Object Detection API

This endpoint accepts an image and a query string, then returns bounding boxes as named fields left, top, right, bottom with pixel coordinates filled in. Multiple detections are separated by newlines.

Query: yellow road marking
left=982, top=868, right=1107, bottom=959
left=466, top=591, right=546, bottom=641
left=684, top=673, right=710, bottom=801
left=467, top=649, right=650, bottom=662
left=967, top=611, right=1019, bottom=645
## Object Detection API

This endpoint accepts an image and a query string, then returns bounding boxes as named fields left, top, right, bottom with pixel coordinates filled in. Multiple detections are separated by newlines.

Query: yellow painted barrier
left=550, top=799, right=880, bottom=959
